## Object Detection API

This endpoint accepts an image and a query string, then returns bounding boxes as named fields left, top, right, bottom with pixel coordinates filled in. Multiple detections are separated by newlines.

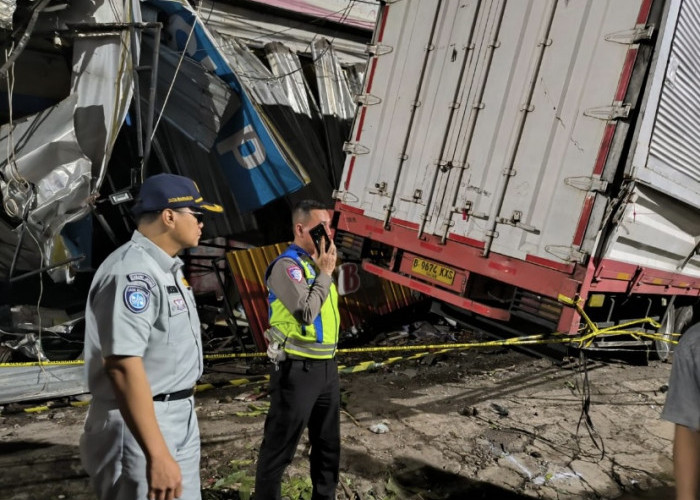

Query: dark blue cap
left=132, top=174, right=223, bottom=217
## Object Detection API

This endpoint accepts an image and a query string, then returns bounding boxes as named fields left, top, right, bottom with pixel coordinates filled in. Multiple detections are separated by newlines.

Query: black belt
left=153, top=387, right=195, bottom=402
left=283, top=357, right=335, bottom=365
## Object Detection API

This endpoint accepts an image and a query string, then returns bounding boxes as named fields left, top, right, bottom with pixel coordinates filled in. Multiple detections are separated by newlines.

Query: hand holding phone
left=309, top=223, right=336, bottom=276
left=309, top=223, right=331, bottom=255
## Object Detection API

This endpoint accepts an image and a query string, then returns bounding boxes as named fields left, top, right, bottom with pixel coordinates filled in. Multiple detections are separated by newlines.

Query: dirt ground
left=0, top=323, right=677, bottom=500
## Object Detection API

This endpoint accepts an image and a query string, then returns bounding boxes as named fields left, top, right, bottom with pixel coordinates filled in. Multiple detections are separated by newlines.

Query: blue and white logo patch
left=124, top=285, right=150, bottom=313
left=286, top=265, right=304, bottom=283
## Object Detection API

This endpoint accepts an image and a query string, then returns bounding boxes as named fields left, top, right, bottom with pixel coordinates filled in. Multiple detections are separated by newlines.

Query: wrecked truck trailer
left=334, top=0, right=700, bottom=358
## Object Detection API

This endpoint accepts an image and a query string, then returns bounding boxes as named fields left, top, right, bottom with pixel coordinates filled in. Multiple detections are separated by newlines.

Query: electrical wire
left=574, top=350, right=606, bottom=461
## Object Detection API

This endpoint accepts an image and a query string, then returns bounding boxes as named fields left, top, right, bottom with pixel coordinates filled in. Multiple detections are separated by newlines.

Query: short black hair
left=136, top=210, right=162, bottom=226
left=292, top=200, right=328, bottom=225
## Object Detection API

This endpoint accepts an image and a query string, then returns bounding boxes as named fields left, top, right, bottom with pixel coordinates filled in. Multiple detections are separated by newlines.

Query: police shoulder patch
left=286, top=265, right=304, bottom=283
left=124, top=285, right=151, bottom=313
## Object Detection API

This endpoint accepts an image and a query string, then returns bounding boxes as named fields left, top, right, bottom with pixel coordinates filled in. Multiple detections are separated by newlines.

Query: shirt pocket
left=168, top=295, right=188, bottom=317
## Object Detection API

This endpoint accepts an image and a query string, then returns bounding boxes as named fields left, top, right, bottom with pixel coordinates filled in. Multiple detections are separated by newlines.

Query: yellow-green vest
left=266, top=245, right=339, bottom=359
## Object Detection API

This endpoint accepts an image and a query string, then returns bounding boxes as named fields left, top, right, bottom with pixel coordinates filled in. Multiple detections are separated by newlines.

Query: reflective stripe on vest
left=266, top=245, right=339, bottom=359
left=266, top=326, right=336, bottom=358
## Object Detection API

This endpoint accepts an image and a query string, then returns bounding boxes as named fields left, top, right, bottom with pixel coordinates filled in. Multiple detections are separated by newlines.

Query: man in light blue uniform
left=661, top=322, right=700, bottom=500
left=80, top=174, right=222, bottom=500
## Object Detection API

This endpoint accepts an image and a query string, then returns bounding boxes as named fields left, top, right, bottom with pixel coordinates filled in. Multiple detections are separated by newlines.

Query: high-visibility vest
left=265, top=244, right=339, bottom=359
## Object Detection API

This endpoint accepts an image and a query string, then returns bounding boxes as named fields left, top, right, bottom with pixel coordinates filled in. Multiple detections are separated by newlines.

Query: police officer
left=80, top=173, right=222, bottom=500
left=255, top=200, right=340, bottom=500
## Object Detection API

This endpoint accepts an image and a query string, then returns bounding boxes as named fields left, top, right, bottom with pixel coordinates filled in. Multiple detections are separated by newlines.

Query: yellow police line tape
left=0, top=294, right=677, bottom=370
left=3, top=300, right=677, bottom=414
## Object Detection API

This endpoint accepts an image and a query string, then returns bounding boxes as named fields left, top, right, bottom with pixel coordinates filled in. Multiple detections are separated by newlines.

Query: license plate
left=411, top=257, right=456, bottom=286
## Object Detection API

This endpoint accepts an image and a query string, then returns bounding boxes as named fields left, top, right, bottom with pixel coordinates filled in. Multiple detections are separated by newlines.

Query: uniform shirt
left=84, top=230, right=203, bottom=401
left=661, top=323, right=700, bottom=431
left=267, top=251, right=332, bottom=326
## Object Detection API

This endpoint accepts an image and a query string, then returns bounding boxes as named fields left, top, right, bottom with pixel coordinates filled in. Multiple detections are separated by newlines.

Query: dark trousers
left=254, top=357, right=340, bottom=500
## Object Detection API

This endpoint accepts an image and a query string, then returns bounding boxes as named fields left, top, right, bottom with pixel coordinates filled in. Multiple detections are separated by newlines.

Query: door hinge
left=605, top=24, right=655, bottom=44
left=366, top=43, right=393, bottom=56
left=354, top=93, right=382, bottom=106
left=343, top=142, right=370, bottom=155
left=565, top=176, right=609, bottom=193
left=584, top=101, right=631, bottom=121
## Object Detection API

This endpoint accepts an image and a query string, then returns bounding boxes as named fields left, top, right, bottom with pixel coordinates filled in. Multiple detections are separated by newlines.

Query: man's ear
left=294, top=222, right=303, bottom=238
left=162, top=209, right=176, bottom=228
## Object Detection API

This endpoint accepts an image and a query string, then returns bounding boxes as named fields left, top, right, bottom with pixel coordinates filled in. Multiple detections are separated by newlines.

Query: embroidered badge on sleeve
left=286, top=265, right=304, bottom=283
left=124, top=285, right=151, bottom=313
left=127, top=272, right=156, bottom=289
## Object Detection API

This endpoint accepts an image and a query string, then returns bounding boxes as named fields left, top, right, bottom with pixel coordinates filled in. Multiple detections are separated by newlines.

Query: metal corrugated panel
left=211, top=33, right=337, bottom=204
left=226, top=242, right=421, bottom=351
left=0, top=365, right=87, bottom=405
left=265, top=42, right=313, bottom=117
left=601, top=184, right=700, bottom=278
left=226, top=243, right=287, bottom=351
left=631, top=0, right=700, bottom=209
left=312, top=38, right=356, bottom=119
left=197, top=0, right=371, bottom=65
left=246, top=0, right=378, bottom=31
left=339, top=0, right=646, bottom=264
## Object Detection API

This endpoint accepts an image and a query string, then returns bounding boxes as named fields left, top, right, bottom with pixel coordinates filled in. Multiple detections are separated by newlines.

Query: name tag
left=169, top=296, right=188, bottom=316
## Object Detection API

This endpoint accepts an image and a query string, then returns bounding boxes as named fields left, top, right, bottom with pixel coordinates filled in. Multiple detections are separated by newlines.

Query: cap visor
left=198, top=202, right=224, bottom=213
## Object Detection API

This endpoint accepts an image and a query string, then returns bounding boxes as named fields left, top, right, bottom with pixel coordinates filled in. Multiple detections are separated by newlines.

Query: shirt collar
left=131, top=230, right=183, bottom=273
left=289, top=243, right=311, bottom=259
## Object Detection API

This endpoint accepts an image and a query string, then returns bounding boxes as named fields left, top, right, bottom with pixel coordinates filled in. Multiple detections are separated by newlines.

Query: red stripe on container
left=593, top=123, right=616, bottom=176
left=615, top=48, right=638, bottom=101
left=637, top=0, right=653, bottom=24
left=572, top=195, right=595, bottom=247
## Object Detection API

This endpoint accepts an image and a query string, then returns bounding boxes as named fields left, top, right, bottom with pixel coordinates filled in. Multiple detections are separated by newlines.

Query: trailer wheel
left=654, top=305, right=694, bottom=363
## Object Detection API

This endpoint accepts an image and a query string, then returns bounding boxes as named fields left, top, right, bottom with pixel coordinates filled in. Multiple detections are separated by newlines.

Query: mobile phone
left=309, top=223, right=331, bottom=254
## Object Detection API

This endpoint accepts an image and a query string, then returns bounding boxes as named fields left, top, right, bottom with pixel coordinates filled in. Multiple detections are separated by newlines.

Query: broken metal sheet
left=215, top=34, right=291, bottom=108
left=141, top=35, right=232, bottom=150
left=0, top=0, right=140, bottom=280
left=0, top=364, right=87, bottom=405
left=149, top=0, right=312, bottom=212
left=196, top=0, right=372, bottom=66
left=311, top=38, right=356, bottom=119
left=1, top=333, right=47, bottom=361
left=265, top=42, right=312, bottom=117
left=0, top=94, right=92, bottom=278
left=310, top=38, right=355, bottom=185
left=69, top=0, right=140, bottom=181
left=213, top=33, right=335, bottom=203
left=247, top=0, right=378, bottom=31
left=343, top=62, right=366, bottom=100
left=0, top=0, right=15, bottom=30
